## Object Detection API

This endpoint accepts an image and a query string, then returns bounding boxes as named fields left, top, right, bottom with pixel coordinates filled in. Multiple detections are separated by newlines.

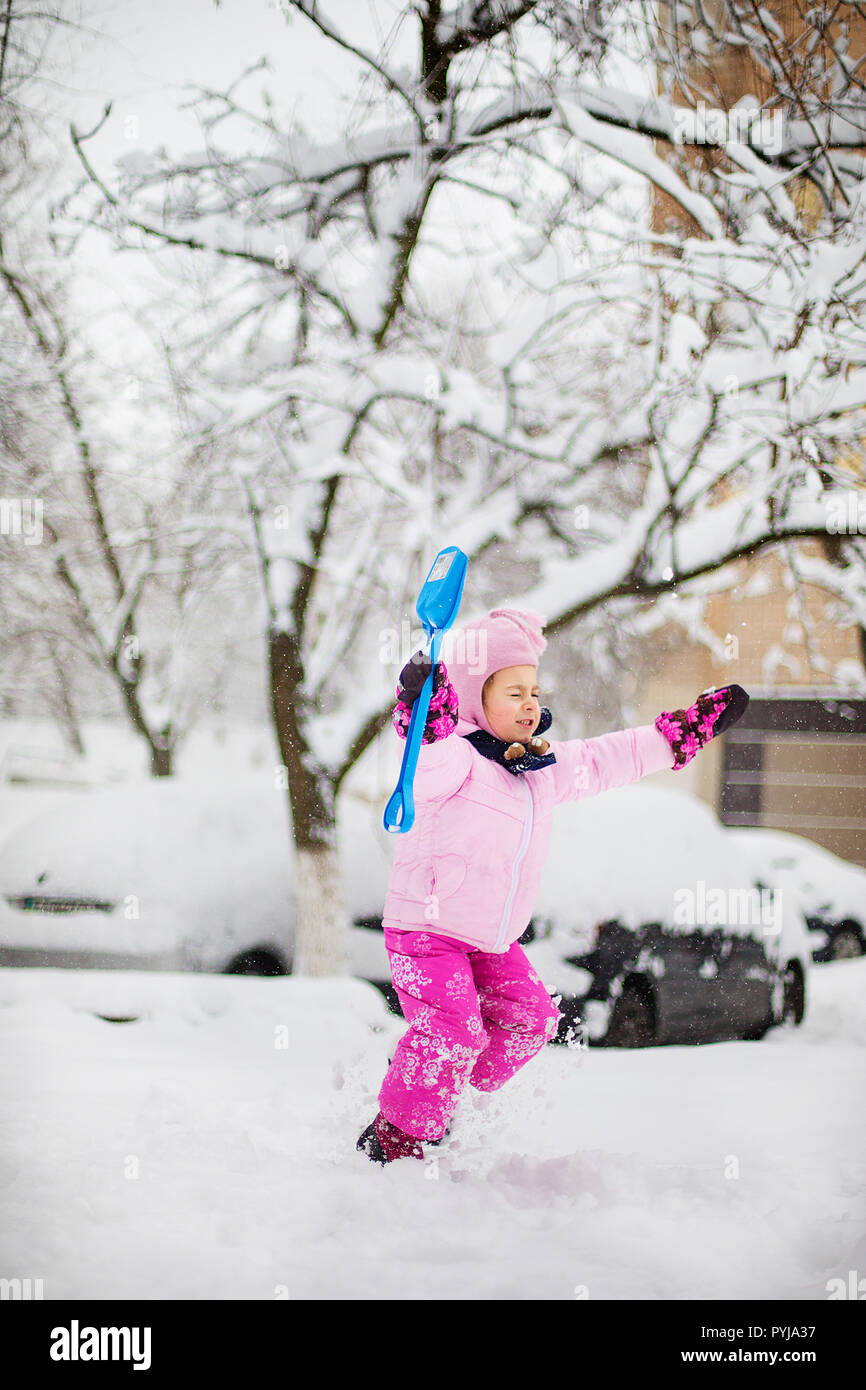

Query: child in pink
left=357, top=607, right=749, bottom=1164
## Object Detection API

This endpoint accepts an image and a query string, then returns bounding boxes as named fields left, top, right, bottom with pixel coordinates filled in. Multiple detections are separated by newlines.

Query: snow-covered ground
left=1, top=717, right=863, bottom=1300
left=0, top=956, right=863, bottom=1301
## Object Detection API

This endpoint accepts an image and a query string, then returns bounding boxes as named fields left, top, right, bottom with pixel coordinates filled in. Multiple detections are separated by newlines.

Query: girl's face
left=482, top=664, right=541, bottom=743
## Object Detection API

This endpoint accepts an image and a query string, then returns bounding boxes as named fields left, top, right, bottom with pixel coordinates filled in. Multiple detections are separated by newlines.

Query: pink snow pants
left=378, top=926, right=562, bottom=1142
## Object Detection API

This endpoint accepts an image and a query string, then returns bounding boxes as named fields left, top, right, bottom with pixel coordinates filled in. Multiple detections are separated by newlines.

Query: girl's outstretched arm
left=547, top=723, right=675, bottom=805
left=547, top=683, right=750, bottom=804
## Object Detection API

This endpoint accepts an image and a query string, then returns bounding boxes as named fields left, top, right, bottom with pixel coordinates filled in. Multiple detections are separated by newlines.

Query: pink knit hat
left=446, top=608, right=547, bottom=737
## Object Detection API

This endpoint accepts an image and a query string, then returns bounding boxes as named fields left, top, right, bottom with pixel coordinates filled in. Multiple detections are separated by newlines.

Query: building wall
left=652, top=1, right=866, bottom=238
left=634, top=4, right=866, bottom=850
left=633, top=541, right=865, bottom=822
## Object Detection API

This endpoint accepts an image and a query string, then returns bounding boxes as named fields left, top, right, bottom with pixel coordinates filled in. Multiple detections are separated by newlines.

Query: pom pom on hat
left=446, top=607, right=547, bottom=737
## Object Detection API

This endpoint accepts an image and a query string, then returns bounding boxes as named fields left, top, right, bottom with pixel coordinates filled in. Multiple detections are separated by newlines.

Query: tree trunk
left=293, top=841, right=349, bottom=977
left=115, top=662, right=173, bottom=776
left=269, top=628, right=349, bottom=977
left=49, top=648, right=86, bottom=757
left=149, top=740, right=173, bottom=777
left=120, top=684, right=173, bottom=776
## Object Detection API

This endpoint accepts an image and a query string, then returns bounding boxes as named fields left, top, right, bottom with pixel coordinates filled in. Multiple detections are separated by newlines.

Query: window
left=719, top=695, right=866, bottom=868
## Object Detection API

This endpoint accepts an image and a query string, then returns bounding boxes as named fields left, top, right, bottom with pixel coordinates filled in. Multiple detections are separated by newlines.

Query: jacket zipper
left=494, top=777, right=534, bottom=950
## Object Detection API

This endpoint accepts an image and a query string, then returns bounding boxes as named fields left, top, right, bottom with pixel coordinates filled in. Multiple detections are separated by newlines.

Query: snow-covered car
left=1, top=743, right=127, bottom=789
left=523, top=783, right=810, bottom=1046
left=725, top=826, right=866, bottom=962
left=0, top=775, right=300, bottom=975
left=358, top=782, right=809, bottom=1047
left=0, top=767, right=398, bottom=981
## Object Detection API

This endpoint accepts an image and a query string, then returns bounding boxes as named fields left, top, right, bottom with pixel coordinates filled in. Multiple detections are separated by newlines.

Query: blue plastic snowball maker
left=383, top=546, right=469, bottom=834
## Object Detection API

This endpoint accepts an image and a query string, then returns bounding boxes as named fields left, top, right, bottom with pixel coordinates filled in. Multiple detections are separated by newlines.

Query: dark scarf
left=462, top=706, right=557, bottom=776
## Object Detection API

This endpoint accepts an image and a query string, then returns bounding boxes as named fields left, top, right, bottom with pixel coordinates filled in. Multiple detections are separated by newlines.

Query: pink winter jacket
left=382, top=699, right=678, bottom=954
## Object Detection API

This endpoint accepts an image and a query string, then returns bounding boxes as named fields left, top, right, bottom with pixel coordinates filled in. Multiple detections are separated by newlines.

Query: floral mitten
left=391, top=651, right=459, bottom=745
left=655, top=684, right=750, bottom=771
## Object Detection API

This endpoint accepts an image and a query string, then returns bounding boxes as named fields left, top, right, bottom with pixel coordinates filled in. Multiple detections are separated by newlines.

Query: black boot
left=356, top=1120, right=389, bottom=1164
left=356, top=1113, right=450, bottom=1162
left=356, top=1112, right=424, bottom=1164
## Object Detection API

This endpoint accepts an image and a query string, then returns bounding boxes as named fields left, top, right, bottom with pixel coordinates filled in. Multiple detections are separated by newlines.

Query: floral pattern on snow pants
left=379, top=927, right=562, bottom=1142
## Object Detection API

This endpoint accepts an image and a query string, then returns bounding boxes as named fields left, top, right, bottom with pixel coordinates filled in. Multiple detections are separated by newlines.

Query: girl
left=357, top=607, right=749, bottom=1164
